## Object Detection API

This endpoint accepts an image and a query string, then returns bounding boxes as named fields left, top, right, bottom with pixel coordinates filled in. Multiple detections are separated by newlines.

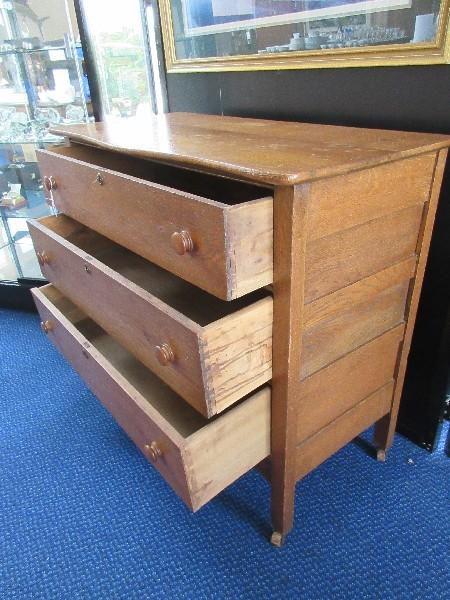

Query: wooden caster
left=270, top=532, right=285, bottom=547
left=376, top=449, right=386, bottom=462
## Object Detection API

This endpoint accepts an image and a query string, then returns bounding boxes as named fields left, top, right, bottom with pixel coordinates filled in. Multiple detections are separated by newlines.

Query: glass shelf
left=0, top=45, right=66, bottom=56
left=0, top=0, right=92, bottom=283
left=0, top=135, right=63, bottom=144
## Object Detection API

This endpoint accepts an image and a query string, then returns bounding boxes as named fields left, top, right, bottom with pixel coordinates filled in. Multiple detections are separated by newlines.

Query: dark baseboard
left=0, top=279, right=46, bottom=312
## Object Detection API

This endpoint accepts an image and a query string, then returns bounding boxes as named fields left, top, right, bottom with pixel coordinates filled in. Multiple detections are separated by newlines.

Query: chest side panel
left=295, top=152, right=440, bottom=466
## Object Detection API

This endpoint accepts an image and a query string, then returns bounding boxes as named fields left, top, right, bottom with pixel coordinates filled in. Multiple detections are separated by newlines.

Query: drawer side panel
left=203, top=297, right=273, bottom=414
left=226, top=198, right=273, bottom=299
left=184, top=387, right=271, bottom=511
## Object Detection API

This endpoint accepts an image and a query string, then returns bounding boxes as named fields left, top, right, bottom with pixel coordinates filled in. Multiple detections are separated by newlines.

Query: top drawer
left=37, top=144, right=273, bottom=300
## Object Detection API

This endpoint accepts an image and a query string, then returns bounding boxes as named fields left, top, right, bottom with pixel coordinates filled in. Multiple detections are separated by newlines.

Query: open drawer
left=32, top=285, right=271, bottom=512
left=36, top=143, right=273, bottom=300
left=29, top=215, right=273, bottom=418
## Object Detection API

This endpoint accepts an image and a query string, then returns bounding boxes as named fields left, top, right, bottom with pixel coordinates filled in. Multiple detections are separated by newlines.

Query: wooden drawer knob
left=40, top=320, right=53, bottom=334
left=144, top=441, right=162, bottom=462
left=43, top=175, right=57, bottom=191
left=171, top=230, right=194, bottom=255
left=37, top=251, right=50, bottom=266
left=155, top=343, right=175, bottom=366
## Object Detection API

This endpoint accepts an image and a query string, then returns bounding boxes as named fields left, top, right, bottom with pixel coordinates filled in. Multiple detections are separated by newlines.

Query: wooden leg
left=270, top=478, right=296, bottom=546
left=374, top=413, right=392, bottom=461
left=270, top=185, right=310, bottom=547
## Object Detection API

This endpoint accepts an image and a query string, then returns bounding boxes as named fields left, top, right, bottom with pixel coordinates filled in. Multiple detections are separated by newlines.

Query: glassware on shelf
left=0, top=0, right=93, bottom=283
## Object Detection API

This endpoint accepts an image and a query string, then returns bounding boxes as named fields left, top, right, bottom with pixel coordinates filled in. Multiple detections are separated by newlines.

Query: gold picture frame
left=158, top=0, right=450, bottom=72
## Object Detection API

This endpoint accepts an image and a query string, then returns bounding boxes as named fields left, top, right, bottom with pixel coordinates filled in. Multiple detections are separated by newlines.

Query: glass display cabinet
left=0, top=0, right=92, bottom=291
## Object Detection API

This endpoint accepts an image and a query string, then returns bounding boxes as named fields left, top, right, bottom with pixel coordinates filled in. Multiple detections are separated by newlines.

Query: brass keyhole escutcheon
left=95, top=172, right=105, bottom=185
left=144, top=441, right=162, bottom=462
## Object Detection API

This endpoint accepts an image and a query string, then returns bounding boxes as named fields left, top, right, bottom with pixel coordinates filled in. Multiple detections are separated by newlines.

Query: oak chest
left=29, top=113, right=450, bottom=545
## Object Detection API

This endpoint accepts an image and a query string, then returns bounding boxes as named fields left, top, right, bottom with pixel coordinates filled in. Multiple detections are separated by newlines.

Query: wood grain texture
left=307, top=153, right=435, bottom=241
left=305, top=204, right=423, bottom=302
left=29, top=216, right=272, bottom=418
left=36, top=145, right=272, bottom=300
left=184, top=387, right=271, bottom=511
left=375, top=149, right=450, bottom=451
left=225, top=197, right=273, bottom=298
left=301, top=280, right=410, bottom=379
left=49, top=114, right=450, bottom=186
left=270, top=185, right=309, bottom=538
left=202, top=297, right=273, bottom=414
left=32, top=285, right=191, bottom=507
left=45, top=142, right=267, bottom=204
left=297, top=325, right=404, bottom=443
left=295, top=382, right=394, bottom=480
left=304, top=257, right=416, bottom=328
left=32, top=285, right=271, bottom=512
left=28, top=116, right=450, bottom=545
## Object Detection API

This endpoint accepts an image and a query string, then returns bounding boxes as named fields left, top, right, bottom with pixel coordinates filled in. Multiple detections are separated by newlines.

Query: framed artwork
left=158, top=0, right=450, bottom=71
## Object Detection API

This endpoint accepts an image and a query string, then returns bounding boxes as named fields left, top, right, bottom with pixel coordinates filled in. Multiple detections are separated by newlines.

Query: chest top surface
left=51, top=113, right=450, bottom=186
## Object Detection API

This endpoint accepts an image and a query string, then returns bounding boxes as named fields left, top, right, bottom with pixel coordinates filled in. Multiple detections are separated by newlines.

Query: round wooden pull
left=37, top=251, right=50, bottom=266
left=43, top=175, right=57, bottom=191
left=171, top=230, right=194, bottom=255
left=40, top=320, right=53, bottom=334
left=155, top=343, right=175, bottom=366
left=144, top=441, right=162, bottom=462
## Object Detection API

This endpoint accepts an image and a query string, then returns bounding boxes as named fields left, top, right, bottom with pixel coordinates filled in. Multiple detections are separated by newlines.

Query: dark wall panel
left=167, top=65, right=450, bottom=132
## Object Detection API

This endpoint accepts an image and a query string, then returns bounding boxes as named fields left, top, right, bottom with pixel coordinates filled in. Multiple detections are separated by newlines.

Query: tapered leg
left=270, top=479, right=297, bottom=546
left=270, top=185, right=310, bottom=546
left=374, top=413, right=391, bottom=461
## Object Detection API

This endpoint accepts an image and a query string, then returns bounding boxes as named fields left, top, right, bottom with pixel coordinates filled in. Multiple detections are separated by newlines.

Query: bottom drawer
left=33, top=285, right=271, bottom=512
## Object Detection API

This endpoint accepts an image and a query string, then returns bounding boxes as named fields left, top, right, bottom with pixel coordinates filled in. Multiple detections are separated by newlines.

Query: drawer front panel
left=37, top=148, right=227, bottom=297
left=29, top=216, right=273, bottom=417
left=32, top=286, right=271, bottom=512
left=29, top=219, right=207, bottom=414
left=36, top=147, right=273, bottom=300
left=32, top=286, right=192, bottom=507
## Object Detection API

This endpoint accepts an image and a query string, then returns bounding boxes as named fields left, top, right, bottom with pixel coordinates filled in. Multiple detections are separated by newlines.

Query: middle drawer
left=29, top=215, right=273, bottom=418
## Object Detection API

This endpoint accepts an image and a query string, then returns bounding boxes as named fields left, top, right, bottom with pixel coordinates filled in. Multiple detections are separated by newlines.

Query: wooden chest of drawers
left=29, top=113, right=450, bottom=546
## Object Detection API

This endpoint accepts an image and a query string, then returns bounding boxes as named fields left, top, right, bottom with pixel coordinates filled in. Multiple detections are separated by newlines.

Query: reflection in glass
left=170, top=0, right=444, bottom=60
left=0, top=1, right=92, bottom=281
left=82, top=0, right=154, bottom=119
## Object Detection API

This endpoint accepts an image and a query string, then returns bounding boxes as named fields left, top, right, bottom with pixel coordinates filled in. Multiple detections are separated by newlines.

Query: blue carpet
left=1, top=307, right=449, bottom=600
